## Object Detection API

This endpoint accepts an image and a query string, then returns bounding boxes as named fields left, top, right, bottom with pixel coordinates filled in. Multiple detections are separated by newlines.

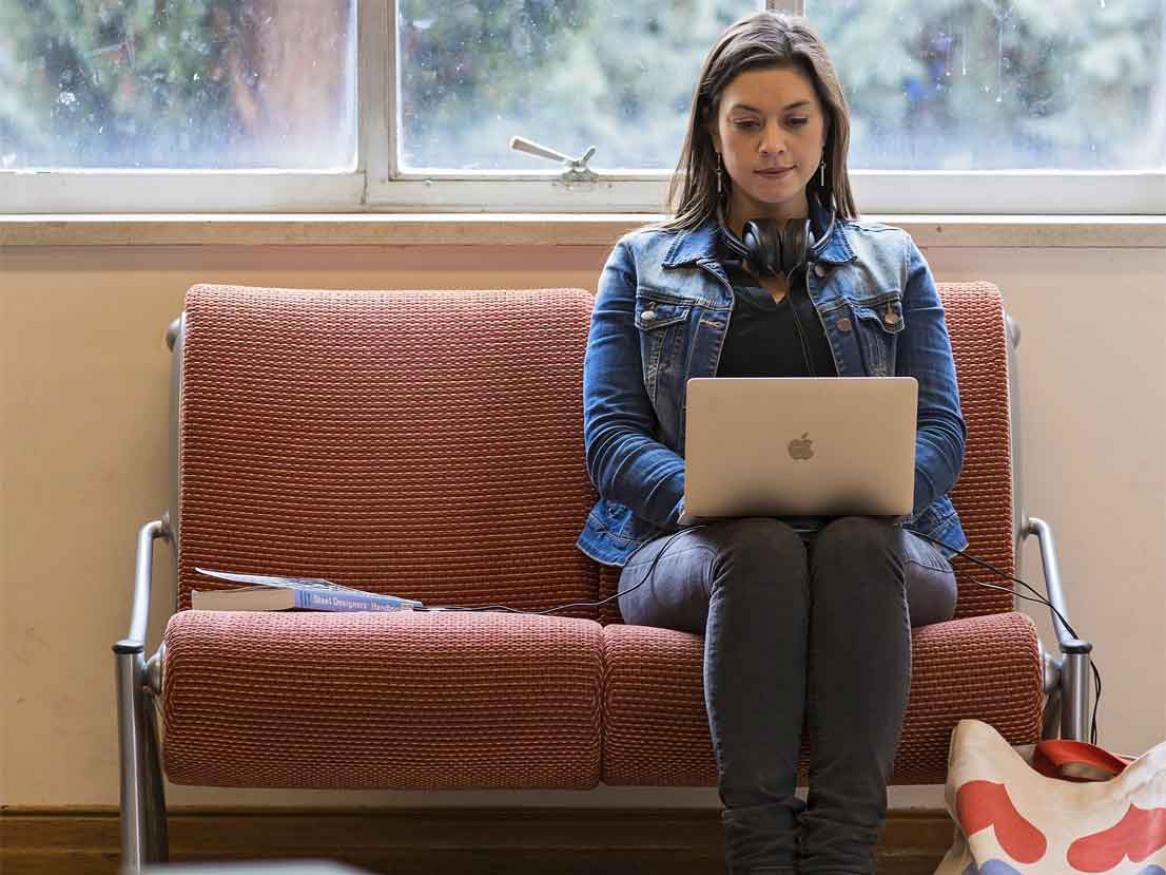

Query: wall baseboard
left=1, top=806, right=956, bottom=874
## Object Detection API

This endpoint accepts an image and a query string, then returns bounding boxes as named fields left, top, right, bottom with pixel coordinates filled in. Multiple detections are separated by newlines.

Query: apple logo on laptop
left=788, top=432, right=814, bottom=461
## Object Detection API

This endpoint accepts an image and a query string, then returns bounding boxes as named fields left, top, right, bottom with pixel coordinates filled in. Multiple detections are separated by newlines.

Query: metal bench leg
left=143, top=678, right=170, bottom=862
left=115, top=648, right=148, bottom=871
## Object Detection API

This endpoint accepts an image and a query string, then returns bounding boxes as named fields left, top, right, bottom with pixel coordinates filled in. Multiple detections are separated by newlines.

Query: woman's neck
left=726, top=191, right=809, bottom=237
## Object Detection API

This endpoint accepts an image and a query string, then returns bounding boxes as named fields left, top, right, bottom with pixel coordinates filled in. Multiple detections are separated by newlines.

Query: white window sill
left=1, top=213, right=1164, bottom=248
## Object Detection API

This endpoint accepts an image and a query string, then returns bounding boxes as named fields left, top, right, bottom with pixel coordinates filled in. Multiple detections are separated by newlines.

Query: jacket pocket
left=635, top=293, right=691, bottom=404
left=850, top=294, right=905, bottom=377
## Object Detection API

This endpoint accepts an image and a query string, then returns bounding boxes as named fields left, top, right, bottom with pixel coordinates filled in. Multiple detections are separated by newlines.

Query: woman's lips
left=756, top=166, right=794, bottom=178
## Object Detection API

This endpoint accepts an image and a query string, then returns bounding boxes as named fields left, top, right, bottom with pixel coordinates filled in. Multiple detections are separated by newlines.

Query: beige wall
left=2, top=239, right=1164, bottom=810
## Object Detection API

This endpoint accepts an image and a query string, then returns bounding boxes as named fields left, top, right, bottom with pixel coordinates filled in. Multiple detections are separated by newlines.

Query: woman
left=575, top=11, right=969, bottom=875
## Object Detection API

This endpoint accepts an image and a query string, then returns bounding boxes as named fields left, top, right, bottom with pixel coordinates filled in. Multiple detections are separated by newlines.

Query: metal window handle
left=510, top=135, right=598, bottom=183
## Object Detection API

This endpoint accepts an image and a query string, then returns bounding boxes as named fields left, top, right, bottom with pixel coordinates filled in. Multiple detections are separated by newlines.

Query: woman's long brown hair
left=653, top=11, right=858, bottom=231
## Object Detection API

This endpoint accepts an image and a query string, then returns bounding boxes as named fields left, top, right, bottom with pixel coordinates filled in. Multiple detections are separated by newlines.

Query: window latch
left=510, top=136, right=598, bottom=183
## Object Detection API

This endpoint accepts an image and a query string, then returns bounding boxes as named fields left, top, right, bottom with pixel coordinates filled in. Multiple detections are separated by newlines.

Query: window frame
left=1, top=0, right=1163, bottom=215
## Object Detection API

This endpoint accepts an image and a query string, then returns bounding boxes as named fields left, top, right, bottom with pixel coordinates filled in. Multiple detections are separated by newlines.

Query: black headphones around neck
left=717, top=187, right=835, bottom=278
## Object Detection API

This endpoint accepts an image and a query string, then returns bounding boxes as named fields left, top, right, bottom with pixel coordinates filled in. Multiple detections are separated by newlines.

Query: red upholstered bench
left=115, top=284, right=1091, bottom=871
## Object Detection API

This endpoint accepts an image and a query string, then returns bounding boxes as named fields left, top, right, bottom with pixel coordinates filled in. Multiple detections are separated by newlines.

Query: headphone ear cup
left=780, top=219, right=811, bottom=276
left=719, top=219, right=752, bottom=263
left=734, top=215, right=816, bottom=277
left=742, top=220, right=785, bottom=277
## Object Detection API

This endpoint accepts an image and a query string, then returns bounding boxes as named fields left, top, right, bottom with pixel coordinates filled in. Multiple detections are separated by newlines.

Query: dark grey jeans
left=616, top=516, right=957, bottom=875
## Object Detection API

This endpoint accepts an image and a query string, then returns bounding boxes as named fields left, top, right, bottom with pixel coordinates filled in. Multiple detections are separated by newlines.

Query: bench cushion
left=162, top=609, right=604, bottom=789
left=601, top=611, right=1042, bottom=786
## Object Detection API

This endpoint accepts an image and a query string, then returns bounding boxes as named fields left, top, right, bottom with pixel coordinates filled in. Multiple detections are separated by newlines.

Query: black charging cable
left=416, top=523, right=1101, bottom=746
left=784, top=263, right=819, bottom=378
left=415, top=524, right=702, bottom=617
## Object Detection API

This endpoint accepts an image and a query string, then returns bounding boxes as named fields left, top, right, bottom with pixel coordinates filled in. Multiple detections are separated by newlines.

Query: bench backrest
left=176, top=282, right=1014, bottom=624
left=176, top=285, right=601, bottom=618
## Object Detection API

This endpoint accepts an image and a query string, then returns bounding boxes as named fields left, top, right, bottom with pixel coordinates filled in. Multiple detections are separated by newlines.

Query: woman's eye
left=733, top=118, right=808, bottom=129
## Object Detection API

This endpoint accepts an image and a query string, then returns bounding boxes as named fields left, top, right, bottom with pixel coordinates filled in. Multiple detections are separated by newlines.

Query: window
left=1, top=0, right=1162, bottom=213
left=815, top=0, right=1164, bottom=173
left=806, top=0, right=1166, bottom=214
left=397, top=1, right=758, bottom=172
left=1, top=0, right=357, bottom=169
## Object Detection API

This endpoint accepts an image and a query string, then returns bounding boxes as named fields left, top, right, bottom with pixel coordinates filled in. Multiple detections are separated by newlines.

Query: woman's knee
left=814, top=516, right=900, bottom=554
left=708, top=517, right=808, bottom=589
left=811, top=516, right=904, bottom=587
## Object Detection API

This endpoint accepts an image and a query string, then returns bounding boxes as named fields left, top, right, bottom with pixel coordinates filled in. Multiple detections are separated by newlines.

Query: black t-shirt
left=715, top=243, right=837, bottom=379
left=712, top=239, right=838, bottom=535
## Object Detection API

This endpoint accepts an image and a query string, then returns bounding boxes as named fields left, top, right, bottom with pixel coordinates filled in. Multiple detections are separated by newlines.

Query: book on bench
left=192, top=568, right=424, bottom=613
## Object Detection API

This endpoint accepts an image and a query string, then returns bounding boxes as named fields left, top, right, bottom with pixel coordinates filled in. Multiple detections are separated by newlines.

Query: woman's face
left=708, top=65, right=828, bottom=228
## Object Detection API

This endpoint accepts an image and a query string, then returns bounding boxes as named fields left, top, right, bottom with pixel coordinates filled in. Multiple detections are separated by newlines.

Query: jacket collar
left=661, top=193, right=855, bottom=269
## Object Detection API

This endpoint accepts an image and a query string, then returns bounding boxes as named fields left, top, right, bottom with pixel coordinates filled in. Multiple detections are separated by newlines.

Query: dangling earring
left=819, top=158, right=827, bottom=187
left=716, top=152, right=724, bottom=196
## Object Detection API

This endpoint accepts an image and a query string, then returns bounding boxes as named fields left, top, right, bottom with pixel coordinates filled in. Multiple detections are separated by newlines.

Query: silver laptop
left=679, top=377, right=918, bottom=524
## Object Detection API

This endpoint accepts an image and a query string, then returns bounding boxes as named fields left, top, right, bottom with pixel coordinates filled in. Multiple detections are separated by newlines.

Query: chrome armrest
left=113, top=517, right=172, bottom=870
left=114, top=517, right=170, bottom=664
left=1021, top=516, right=1093, bottom=742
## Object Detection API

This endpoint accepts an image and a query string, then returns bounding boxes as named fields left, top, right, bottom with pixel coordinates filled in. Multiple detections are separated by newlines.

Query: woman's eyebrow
left=730, top=100, right=812, bottom=112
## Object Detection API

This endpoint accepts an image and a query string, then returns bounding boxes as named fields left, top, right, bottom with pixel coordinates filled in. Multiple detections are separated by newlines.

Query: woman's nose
left=759, top=120, right=787, bottom=155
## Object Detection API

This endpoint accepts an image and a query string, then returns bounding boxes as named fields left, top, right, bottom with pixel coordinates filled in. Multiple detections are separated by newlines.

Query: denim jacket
left=576, top=195, right=969, bottom=567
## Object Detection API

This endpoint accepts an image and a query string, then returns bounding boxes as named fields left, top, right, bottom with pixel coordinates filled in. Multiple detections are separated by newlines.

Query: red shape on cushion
left=1067, top=805, right=1166, bottom=872
left=956, top=780, right=1048, bottom=864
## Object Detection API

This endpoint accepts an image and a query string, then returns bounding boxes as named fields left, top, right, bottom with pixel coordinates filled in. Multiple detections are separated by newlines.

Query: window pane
left=398, top=0, right=765, bottom=172
left=811, top=0, right=1165, bottom=170
left=0, top=0, right=356, bottom=169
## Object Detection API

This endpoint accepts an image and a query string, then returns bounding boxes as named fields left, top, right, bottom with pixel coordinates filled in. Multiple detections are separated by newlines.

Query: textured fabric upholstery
left=940, top=284, right=1016, bottom=618
left=163, top=609, right=604, bottom=788
left=162, top=282, right=1042, bottom=791
left=177, top=285, right=599, bottom=618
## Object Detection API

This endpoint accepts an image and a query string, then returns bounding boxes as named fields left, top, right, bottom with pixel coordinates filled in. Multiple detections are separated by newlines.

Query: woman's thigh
left=616, top=517, right=807, bottom=633
left=900, top=529, right=958, bottom=627
left=617, top=518, right=956, bottom=630
left=617, top=528, right=716, bottom=633
left=807, top=517, right=958, bottom=627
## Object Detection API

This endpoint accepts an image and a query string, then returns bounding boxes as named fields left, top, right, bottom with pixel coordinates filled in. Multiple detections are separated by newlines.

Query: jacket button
left=813, top=264, right=827, bottom=277
left=836, top=317, right=852, bottom=332
left=642, top=309, right=657, bottom=322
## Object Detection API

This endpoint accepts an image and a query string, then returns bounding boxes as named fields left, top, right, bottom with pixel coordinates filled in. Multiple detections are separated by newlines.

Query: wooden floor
left=2, top=807, right=956, bottom=873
